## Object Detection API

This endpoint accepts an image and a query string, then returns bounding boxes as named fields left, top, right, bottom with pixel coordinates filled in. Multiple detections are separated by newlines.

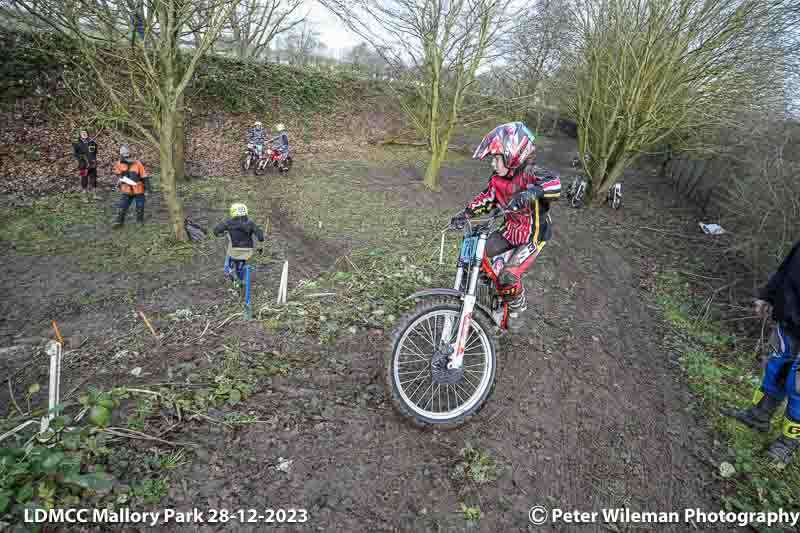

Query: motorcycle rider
left=247, top=121, right=267, bottom=159
left=268, top=123, right=290, bottom=169
left=451, top=122, right=561, bottom=331
left=721, top=239, right=800, bottom=465
left=269, top=123, right=289, bottom=154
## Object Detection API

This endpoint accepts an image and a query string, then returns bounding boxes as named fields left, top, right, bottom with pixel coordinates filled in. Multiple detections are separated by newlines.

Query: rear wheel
left=611, top=185, right=622, bottom=209
left=281, top=157, right=293, bottom=173
left=386, top=298, right=497, bottom=429
left=571, top=183, right=585, bottom=208
left=241, top=153, right=252, bottom=172
left=254, top=158, right=266, bottom=176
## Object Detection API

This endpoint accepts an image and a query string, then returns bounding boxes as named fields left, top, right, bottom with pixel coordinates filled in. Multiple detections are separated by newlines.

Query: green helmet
left=230, top=203, right=248, bottom=218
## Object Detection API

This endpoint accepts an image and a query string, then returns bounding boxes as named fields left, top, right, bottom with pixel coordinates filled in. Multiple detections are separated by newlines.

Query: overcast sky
left=303, top=0, right=363, bottom=60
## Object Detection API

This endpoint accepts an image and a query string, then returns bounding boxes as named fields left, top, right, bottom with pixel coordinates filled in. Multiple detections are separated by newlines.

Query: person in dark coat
left=722, top=239, right=800, bottom=465
left=73, top=129, right=99, bottom=201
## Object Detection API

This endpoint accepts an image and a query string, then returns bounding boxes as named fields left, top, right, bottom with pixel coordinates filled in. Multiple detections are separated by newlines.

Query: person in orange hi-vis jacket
left=112, top=144, right=151, bottom=228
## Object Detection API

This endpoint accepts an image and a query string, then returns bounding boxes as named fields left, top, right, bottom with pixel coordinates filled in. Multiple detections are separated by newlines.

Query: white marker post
left=277, top=260, right=288, bottom=305
left=439, top=232, right=445, bottom=265
left=41, top=340, right=63, bottom=432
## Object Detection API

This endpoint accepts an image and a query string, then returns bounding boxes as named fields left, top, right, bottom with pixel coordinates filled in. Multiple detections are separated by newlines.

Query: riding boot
left=720, top=391, right=783, bottom=433
left=112, top=208, right=126, bottom=229
left=136, top=206, right=145, bottom=225
left=766, top=417, right=800, bottom=465
left=506, top=289, right=528, bottom=332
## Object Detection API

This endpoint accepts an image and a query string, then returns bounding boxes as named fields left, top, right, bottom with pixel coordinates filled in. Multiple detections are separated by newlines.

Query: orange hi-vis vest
left=114, top=160, right=147, bottom=195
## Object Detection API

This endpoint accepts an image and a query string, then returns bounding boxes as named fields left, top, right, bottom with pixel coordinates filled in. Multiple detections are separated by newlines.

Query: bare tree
left=563, top=0, right=793, bottom=204
left=320, top=0, right=508, bottom=191
left=494, top=0, right=575, bottom=120
left=344, top=42, right=389, bottom=77
left=12, top=0, right=235, bottom=239
left=281, top=21, right=322, bottom=66
left=224, top=0, right=306, bottom=59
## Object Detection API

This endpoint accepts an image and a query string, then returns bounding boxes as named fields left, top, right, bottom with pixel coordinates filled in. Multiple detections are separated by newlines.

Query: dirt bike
left=268, top=145, right=293, bottom=173
left=566, top=175, right=587, bottom=208
left=607, top=182, right=622, bottom=209
left=241, top=144, right=268, bottom=176
left=386, top=207, right=522, bottom=429
left=571, top=152, right=592, bottom=171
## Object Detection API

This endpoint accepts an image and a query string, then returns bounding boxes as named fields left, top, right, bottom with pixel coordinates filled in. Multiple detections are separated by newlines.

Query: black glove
left=509, top=185, right=544, bottom=211
left=450, top=210, right=469, bottom=229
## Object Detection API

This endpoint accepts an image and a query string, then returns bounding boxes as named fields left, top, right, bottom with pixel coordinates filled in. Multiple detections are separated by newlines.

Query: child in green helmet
left=213, top=203, right=265, bottom=276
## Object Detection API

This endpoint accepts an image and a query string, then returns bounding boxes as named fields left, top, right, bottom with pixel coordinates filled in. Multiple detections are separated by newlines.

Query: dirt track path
left=152, top=139, right=738, bottom=533
left=0, top=137, right=745, bottom=532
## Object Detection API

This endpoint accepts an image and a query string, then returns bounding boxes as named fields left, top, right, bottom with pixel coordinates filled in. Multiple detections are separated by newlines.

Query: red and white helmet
left=473, top=122, right=536, bottom=171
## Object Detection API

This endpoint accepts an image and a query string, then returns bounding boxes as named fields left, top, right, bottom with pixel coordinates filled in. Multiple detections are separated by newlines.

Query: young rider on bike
left=213, top=203, right=265, bottom=278
left=450, top=122, right=561, bottom=331
left=269, top=123, right=289, bottom=160
left=247, top=121, right=267, bottom=158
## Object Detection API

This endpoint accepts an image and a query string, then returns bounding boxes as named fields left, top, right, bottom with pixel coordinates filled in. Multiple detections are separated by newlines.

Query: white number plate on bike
left=460, top=237, right=479, bottom=262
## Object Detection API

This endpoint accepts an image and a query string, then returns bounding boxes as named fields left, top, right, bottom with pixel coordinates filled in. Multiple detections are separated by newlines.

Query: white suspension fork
left=447, top=236, right=487, bottom=370
left=440, top=263, right=465, bottom=345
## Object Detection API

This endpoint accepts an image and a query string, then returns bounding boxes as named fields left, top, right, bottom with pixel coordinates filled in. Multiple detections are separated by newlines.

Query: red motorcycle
left=268, top=145, right=293, bottom=173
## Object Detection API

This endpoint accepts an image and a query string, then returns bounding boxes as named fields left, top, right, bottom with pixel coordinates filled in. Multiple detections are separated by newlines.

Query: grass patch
left=451, top=443, right=504, bottom=487
left=655, top=271, right=800, bottom=527
left=0, top=193, right=211, bottom=271
left=258, top=240, right=463, bottom=342
left=255, top=145, right=472, bottom=340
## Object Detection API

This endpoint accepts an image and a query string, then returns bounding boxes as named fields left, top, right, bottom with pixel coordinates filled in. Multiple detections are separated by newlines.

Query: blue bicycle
left=223, top=235, right=262, bottom=319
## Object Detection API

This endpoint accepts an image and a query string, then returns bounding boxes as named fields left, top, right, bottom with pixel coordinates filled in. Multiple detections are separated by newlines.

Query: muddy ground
left=0, top=135, right=756, bottom=532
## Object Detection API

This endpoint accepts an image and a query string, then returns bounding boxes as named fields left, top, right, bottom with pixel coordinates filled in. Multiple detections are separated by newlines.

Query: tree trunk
left=423, top=147, right=444, bottom=192
left=160, top=109, right=188, bottom=241
left=174, top=91, right=186, bottom=181
left=592, top=157, right=628, bottom=205
left=425, top=67, right=441, bottom=191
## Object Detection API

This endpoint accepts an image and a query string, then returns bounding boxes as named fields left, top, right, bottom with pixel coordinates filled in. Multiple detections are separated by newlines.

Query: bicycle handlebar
left=447, top=206, right=519, bottom=232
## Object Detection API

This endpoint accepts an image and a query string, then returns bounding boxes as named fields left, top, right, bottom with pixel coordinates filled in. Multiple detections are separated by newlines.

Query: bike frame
left=406, top=212, right=509, bottom=371
left=228, top=258, right=254, bottom=319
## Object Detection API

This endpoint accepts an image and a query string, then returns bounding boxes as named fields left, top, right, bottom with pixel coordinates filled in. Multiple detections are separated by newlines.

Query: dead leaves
left=1, top=95, right=403, bottom=200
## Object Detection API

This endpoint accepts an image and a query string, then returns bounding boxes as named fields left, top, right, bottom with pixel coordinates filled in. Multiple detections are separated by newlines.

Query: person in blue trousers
left=722, top=239, right=800, bottom=465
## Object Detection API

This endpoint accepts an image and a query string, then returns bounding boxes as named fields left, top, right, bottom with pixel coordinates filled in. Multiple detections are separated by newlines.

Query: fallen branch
left=718, top=315, right=761, bottom=323
left=636, top=226, right=709, bottom=241
left=101, top=426, right=189, bottom=448
left=64, top=377, right=93, bottom=401
left=345, top=255, right=362, bottom=275
left=7, top=377, right=24, bottom=416
left=213, top=313, right=242, bottom=331
left=137, top=310, right=159, bottom=342
left=303, top=293, right=338, bottom=299
left=0, top=420, right=39, bottom=443
left=192, top=320, right=210, bottom=342
left=678, top=270, right=723, bottom=280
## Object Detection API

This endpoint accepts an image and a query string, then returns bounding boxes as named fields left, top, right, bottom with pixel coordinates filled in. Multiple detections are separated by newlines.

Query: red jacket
left=467, top=162, right=561, bottom=246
